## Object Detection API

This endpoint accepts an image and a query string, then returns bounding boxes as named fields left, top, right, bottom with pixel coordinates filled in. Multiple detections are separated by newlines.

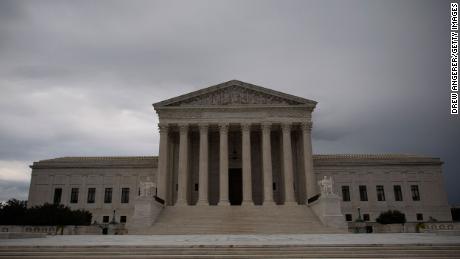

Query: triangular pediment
left=153, top=80, right=317, bottom=107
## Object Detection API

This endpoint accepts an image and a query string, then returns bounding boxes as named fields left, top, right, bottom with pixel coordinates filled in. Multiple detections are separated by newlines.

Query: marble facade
left=27, top=80, right=452, bottom=231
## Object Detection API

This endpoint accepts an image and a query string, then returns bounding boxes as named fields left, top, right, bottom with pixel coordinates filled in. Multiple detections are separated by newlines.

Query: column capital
left=178, top=123, right=189, bottom=134
left=301, top=121, right=313, bottom=132
left=218, top=123, right=229, bottom=133
left=198, top=123, right=209, bottom=132
left=261, top=122, right=272, bottom=132
left=158, top=123, right=169, bottom=133
left=241, top=123, right=251, bottom=132
left=281, top=122, right=291, bottom=132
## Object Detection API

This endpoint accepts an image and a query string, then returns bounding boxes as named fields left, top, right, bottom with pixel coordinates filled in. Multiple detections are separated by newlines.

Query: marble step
left=141, top=205, right=341, bottom=234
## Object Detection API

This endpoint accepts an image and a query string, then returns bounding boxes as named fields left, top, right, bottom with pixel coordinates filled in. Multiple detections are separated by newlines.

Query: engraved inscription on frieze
left=170, top=85, right=301, bottom=106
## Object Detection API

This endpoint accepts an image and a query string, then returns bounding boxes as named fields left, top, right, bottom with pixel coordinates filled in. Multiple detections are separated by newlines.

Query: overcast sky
left=0, top=0, right=459, bottom=204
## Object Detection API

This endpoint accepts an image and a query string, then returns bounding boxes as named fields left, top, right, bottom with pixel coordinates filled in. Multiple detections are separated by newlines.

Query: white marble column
left=176, top=124, right=189, bottom=206
left=282, top=123, right=296, bottom=205
left=241, top=123, right=253, bottom=206
left=261, top=122, right=275, bottom=205
left=156, top=123, right=169, bottom=203
left=196, top=124, right=209, bottom=205
left=302, top=122, right=316, bottom=202
left=218, top=123, right=230, bottom=206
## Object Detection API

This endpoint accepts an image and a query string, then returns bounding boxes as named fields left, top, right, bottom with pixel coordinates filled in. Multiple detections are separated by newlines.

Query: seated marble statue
left=139, top=176, right=155, bottom=197
left=318, top=176, right=334, bottom=195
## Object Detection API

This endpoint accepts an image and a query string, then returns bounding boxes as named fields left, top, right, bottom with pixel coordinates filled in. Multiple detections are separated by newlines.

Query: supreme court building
left=27, top=80, right=452, bottom=234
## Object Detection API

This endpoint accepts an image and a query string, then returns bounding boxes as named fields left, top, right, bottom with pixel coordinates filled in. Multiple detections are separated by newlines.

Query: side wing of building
left=27, top=154, right=452, bottom=225
left=27, top=156, right=158, bottom=224
left=313, top=154, right=452, bottom=222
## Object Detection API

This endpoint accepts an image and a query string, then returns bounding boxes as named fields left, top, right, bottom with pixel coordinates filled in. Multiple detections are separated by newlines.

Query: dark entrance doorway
left=228, top=168, right=242, bottom=205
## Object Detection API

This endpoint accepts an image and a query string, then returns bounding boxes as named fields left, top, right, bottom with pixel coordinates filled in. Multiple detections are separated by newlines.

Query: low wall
left=0, top=225, right=102, bottom=235
left=421, top=222, right=460, bottom=235
left=348, top=222, right=419, bottom=233
left=348, top=222, right=460, bottom=234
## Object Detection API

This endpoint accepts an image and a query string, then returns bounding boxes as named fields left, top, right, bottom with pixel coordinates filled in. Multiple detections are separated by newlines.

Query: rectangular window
left=102, top=216, right=109, bottom=223
left=394, top=185, right=403, bottom=201
left=376, top=185, right=386, bottom=201
left=341, top=186, right=350, bottom=201
left=87, top=188, right=96, bottom=203
left=53, top=188, right=62, bottom=204
left=411, top=185, right=420, bottom=201
left=104, top=188, right=113, bottom=203
left=363, top=214, right=370, bottom=221
left=194, top=183, right=198, bottom=191
left=120, top=216, right=127, bottom=223
left=70, top=188, right=79, bottom=203
left=416, top=213, right=423, bottom=221
left=121, top=188, right=130, bottom=203
left=273, top=182, right=277, bottom=191
left=359, top=185, right=368, bottom=201
left=345, top=214, right=352, bottom=221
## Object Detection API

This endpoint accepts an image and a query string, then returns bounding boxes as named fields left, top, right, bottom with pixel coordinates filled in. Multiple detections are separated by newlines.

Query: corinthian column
left=156, top=123, right=169, bottom=204
left=196, top=124, right=209, bottom=206
left=261, top=122, right=275, bottom=205
left=241, top=123, right=253, bottom=206
left=302, top=122, right=316, bottom=202
left=282, top=123, right=296, bottom=205
left=176, top=124, right=189, bottom=206
left=218, top=123, right=230, bottom=206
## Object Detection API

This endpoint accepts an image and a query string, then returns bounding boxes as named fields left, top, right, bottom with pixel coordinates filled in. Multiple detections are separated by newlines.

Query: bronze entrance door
left=228, top=168, right=242, bottom=205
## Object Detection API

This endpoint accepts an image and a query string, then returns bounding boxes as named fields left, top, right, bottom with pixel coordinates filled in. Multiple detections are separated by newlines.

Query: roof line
left=35, top=153, right=440, bottom=163
left=152, top=80, right=317, bottom=107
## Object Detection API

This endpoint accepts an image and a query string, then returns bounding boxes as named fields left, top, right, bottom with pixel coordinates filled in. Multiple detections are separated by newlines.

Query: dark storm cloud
left=0, top=180, right=29, bottom=202
left=0, top=0, right=459, bottom=204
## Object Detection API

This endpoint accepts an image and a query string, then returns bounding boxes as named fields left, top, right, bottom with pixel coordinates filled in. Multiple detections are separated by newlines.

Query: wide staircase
left=134, top=205, right=342, bottom=234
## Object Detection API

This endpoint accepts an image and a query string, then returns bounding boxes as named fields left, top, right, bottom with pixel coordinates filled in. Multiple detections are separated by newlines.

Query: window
left=70, top=188, right=79, bottom=203
left=363, top=214, right=370, bottom=221
left=359, top=185, right=368, bottom=201
left=411, top=185, right=420, bottom=201
left=104, top=188, right=113, bottom=203
left=194, top=183, right=198, bottom=191
left=102, top=216, right=109, bottom=223
left=394, top=185, right=403, bottom=201
left=345, top=214, right=352, bottom=221
left=416, top=213, right=423, bottom=221
left=341, top=186, right=350, bottom=201
left=53, top=188, right=62, bottom=204
left=121, top=188, right=130, bottom=203
left=120, top=216, right=127, bottom=223
left=273, top=182, right=277, bottom=191
left=376, top=185, right=386, bottom=201
left=87, top=188, right=96, bottom=203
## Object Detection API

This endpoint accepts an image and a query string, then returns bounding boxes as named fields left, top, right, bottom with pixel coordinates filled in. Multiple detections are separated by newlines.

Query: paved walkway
left=1, top=233, right=460, bottom=247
